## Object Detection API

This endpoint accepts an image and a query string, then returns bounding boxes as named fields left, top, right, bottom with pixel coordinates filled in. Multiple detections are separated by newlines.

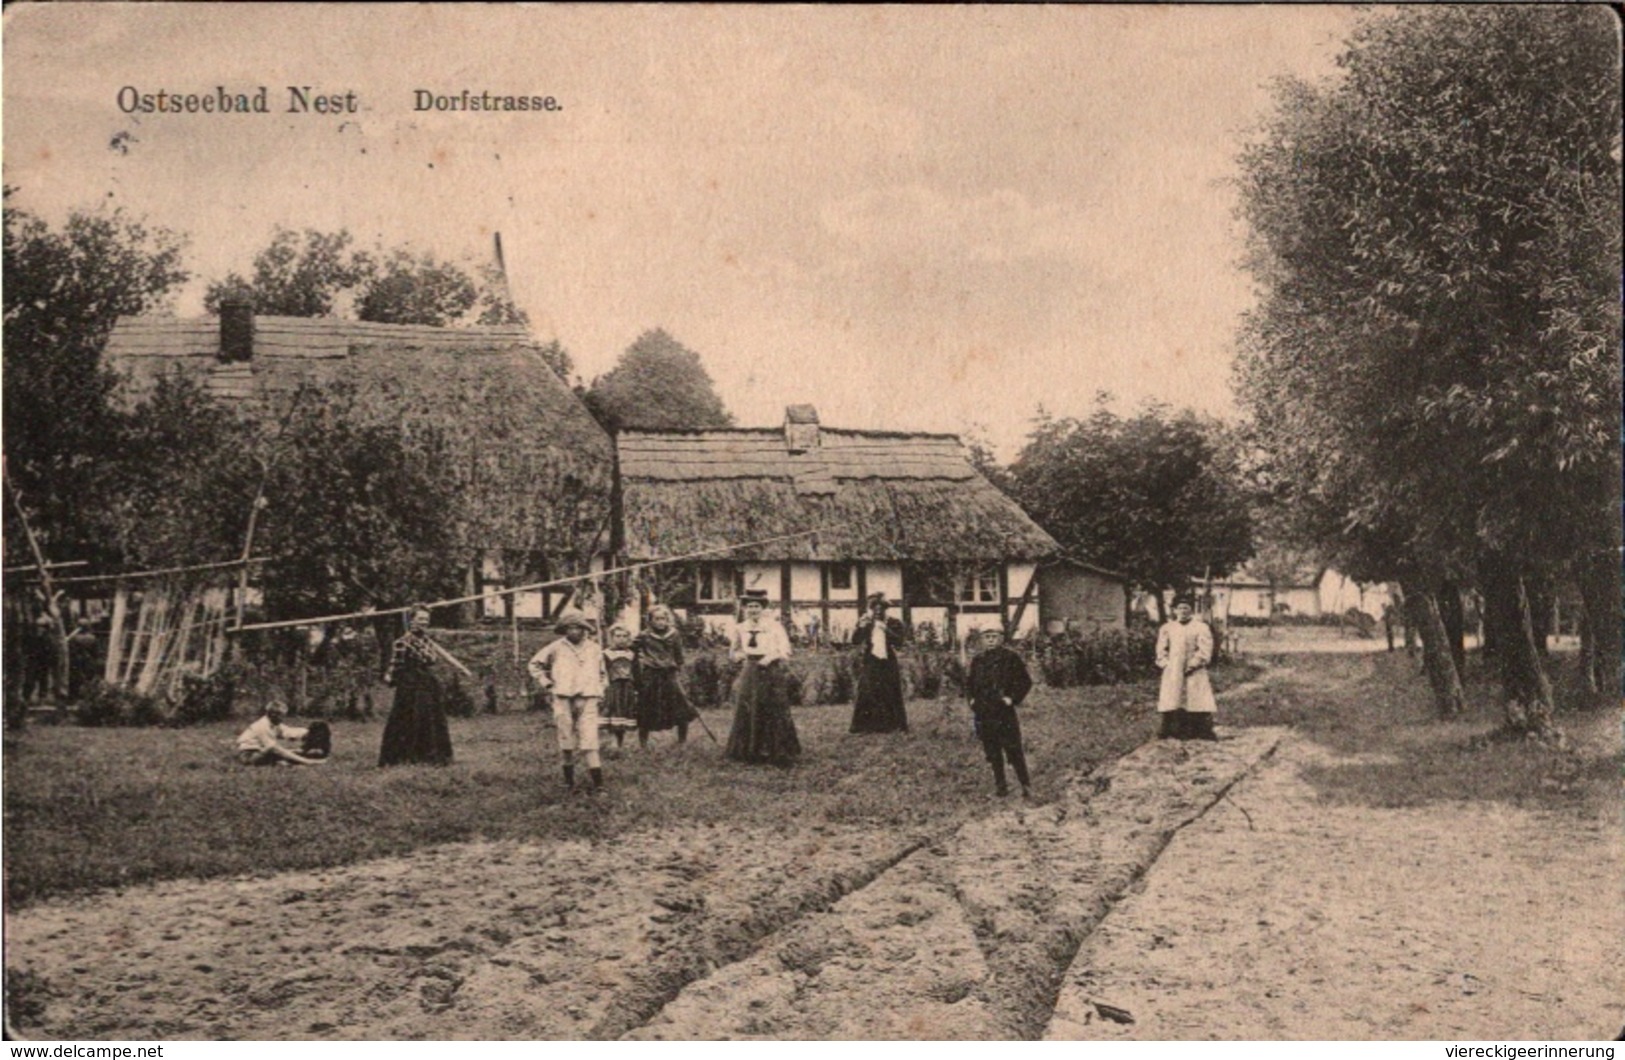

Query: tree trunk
left=1525, top=577, right=1553, bottom=658
left=1153, top=588, right=1167, bottom=626
left=1404, top=582, right=1464, bottom=717
left=1480, top=559, right=1559, bottom=737
left=1574, top=548, right=1619, bottom=701
left=1439, top=580, right=1466, bottom=676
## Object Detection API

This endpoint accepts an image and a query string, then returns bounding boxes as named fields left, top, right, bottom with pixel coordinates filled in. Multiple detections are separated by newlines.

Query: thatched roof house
left=616, top=406, right=1059, bottom=640
left=103, top=306, right=613, bottom=621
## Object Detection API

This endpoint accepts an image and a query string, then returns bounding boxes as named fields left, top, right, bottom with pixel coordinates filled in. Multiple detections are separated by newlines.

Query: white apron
left=1156, top=618, right=1217, bottom=713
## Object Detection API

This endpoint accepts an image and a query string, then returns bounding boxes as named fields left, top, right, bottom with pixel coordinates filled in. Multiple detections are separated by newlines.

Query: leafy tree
left=961, top=422, right=1015, bottom=496
left=204, top=227, right=372, bottom=318
left=207, top=229, right=511, bottom=328
left=534, top=338, right=576, bottom=385
left=1234, top=6, right=1620, bottom=731
left=255, top=383, right=464, bottom=623
left=106, top=374, right=259, bottom=570
left=1007, top=397, right=1255, bottom=620
left=355, top=248, right=478, bottom=326
left=474, top=262, right=529, bottom=327
left=2, top=190, right=190, bottom=564
left=584, top=328, right=734, bottom=431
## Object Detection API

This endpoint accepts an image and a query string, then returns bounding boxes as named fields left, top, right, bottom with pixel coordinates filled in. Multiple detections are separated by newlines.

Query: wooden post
left=105, top=585, right=129, bottom=684
left=4, top=473, right=70, bottom=694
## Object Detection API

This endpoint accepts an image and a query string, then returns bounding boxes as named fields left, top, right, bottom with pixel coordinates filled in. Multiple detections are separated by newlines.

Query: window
left=828, top=564, right=853, bottom=591
left=956, top=565, right=1001, bottom=604
left=696, top=563, right=737, bottom=603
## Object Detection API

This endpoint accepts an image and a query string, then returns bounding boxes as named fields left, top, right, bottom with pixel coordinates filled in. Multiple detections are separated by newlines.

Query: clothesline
left=229, top=530, right=827, bottom=634
left=7, top=556, right=274, bottom=586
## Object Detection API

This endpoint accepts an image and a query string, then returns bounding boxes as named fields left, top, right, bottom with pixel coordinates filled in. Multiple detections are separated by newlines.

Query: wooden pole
left=4, top=472, right=70, bottom=694
left=105, top=585, right=129, bottom=684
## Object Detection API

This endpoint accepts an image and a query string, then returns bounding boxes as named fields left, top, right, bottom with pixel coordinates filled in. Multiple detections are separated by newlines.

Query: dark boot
left=1158, top=711, right=1180, bottom=739
left=1190, top=713, right=1218, bottom=741
left=589, top=767, right=603, bottom=791
left=563, top=764, right=575, bottom=790
left=990, top=755, right=1009, bottom=796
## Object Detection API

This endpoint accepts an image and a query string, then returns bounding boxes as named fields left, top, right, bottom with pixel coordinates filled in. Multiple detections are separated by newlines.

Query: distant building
left=1035, top=559, right=1129, bottom=633
left=613, top=406, right=1060, bottom=641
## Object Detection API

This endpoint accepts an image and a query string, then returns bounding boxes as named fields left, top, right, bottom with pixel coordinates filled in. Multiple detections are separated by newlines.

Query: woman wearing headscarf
left=378, top=606, right=454, bottom=766
left=724, top=591, right=800, bottom=765
left=849, top=592, right=909, bottom=733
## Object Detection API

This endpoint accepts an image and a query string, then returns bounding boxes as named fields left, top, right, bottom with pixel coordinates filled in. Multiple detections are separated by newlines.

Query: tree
left=254, top=383, right=464, bottom=623
left=206, top=229, right=511, bottom=328
left=1234, top=6, right=1620, bottom=731
left=1007, top=397, right=1255, bottom=620
left=355, top=248, right=477, bottom=326
left=2, top=190, right=190, bottom=564
left=204, top=227, right=372, bottom=318
left=534, top=338, right=576, bottom=385
left=583, top=329, right=734, bottom=431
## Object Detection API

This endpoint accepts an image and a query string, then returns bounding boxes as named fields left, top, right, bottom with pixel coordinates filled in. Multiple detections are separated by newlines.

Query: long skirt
left=602, top=679, right=638, bottom=734
left=379, top=669, right=453, bottom=766
left=850, top=654, right=908, bottom=733
left=636, top=668, right=695, bottom=733
left=725, top=659, right=800, bottom=764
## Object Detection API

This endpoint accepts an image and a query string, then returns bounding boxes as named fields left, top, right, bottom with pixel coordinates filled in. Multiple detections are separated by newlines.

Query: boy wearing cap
left=965, top=627, right=1034, bottom=797
left=528, top=608, right=607, bottom=792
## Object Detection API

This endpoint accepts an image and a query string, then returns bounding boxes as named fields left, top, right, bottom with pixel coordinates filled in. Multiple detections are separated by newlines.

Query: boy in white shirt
left=528, top=607, right=607, bottom=792
left=235, top=701, right=324, bottom=766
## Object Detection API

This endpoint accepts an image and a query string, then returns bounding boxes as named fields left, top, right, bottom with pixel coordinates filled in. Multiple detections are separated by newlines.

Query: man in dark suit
left=966, top=627, right=1034, bottom=797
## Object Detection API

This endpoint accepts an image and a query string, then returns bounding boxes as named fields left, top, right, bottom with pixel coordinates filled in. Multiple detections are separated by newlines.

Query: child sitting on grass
left=235, top=701, right=326, bottom=766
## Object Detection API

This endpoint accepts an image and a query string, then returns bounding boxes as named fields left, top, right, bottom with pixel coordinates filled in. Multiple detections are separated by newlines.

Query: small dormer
left=784, top=404, right=820, bottom=453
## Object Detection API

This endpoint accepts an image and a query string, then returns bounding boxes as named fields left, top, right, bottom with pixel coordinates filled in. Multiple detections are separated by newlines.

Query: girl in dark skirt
left=724, top=593, right=800, bottom=765
left=378, top=607, right=454, bottom=767
left=633, top=605, right=696, bottom=747
left=601, top=625, right=638, bottom=750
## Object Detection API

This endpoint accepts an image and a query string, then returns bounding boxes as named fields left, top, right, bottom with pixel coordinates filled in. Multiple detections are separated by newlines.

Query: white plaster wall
left=789, top=562, right=822, bottom=601
left=864, top=562, right=904, bottom=602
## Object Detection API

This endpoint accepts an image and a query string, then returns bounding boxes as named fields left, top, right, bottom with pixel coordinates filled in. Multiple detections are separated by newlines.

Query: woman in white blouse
left=724, top=591, right=801, bottom=764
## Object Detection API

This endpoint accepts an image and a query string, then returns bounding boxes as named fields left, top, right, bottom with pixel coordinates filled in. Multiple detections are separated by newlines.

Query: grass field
left=6, top=668, right=1263, bottom=907
left=1221, top=649, right=1620, bottom=815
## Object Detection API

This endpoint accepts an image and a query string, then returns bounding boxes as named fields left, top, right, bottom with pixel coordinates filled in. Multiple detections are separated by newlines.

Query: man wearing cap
left=1155, top=596, right=1218, bottom=740
left=236, top=701, right=325, bottom=766
left=850, top=592, right=909, bottom=734
left=529, top=607, right=607, bottom=792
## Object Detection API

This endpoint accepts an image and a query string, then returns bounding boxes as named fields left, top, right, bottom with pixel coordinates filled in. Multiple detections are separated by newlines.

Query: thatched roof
left=618, top=425, right=1059, bottom=562
left=104, top=315, right=613, bottom=557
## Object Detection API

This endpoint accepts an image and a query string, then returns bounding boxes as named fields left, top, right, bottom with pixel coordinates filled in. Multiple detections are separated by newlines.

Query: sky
left=2, top=4, right=1357, bottom=455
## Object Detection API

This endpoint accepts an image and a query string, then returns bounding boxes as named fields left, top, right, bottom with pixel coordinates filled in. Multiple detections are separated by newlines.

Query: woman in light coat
left=1155, top=597, right=1217, bottom=740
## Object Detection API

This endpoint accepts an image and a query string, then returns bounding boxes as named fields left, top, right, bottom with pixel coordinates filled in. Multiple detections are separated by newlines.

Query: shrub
left=442, top=675, right=478, bottom=718
left=76, top=682, right=162, bottom=727
left=684, top=651, right=734, bottom=709
left=906, top=650, right=964, bottom=700
left=171, top=663, right=241, bottom=727
left=1032, top=627, right=1158, bottom=688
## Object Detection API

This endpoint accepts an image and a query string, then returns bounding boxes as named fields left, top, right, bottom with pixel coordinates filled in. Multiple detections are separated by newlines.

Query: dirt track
left=7, top=658, right=1621, bottom=1040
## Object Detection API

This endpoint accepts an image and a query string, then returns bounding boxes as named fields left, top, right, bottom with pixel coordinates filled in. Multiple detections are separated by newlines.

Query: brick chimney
left=218, top=298, right=255, bottom=363
left=784, top=404, right=820, bottom=453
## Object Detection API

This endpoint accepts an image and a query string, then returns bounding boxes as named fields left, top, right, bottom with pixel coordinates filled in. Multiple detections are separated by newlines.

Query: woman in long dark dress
left=378, top=607, right=454, bottom=767
left=633, top=605, right=696, bottom=747
left=849, top=593, right=909, bottom=734
left=724, top=593, right=800, bottom=765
